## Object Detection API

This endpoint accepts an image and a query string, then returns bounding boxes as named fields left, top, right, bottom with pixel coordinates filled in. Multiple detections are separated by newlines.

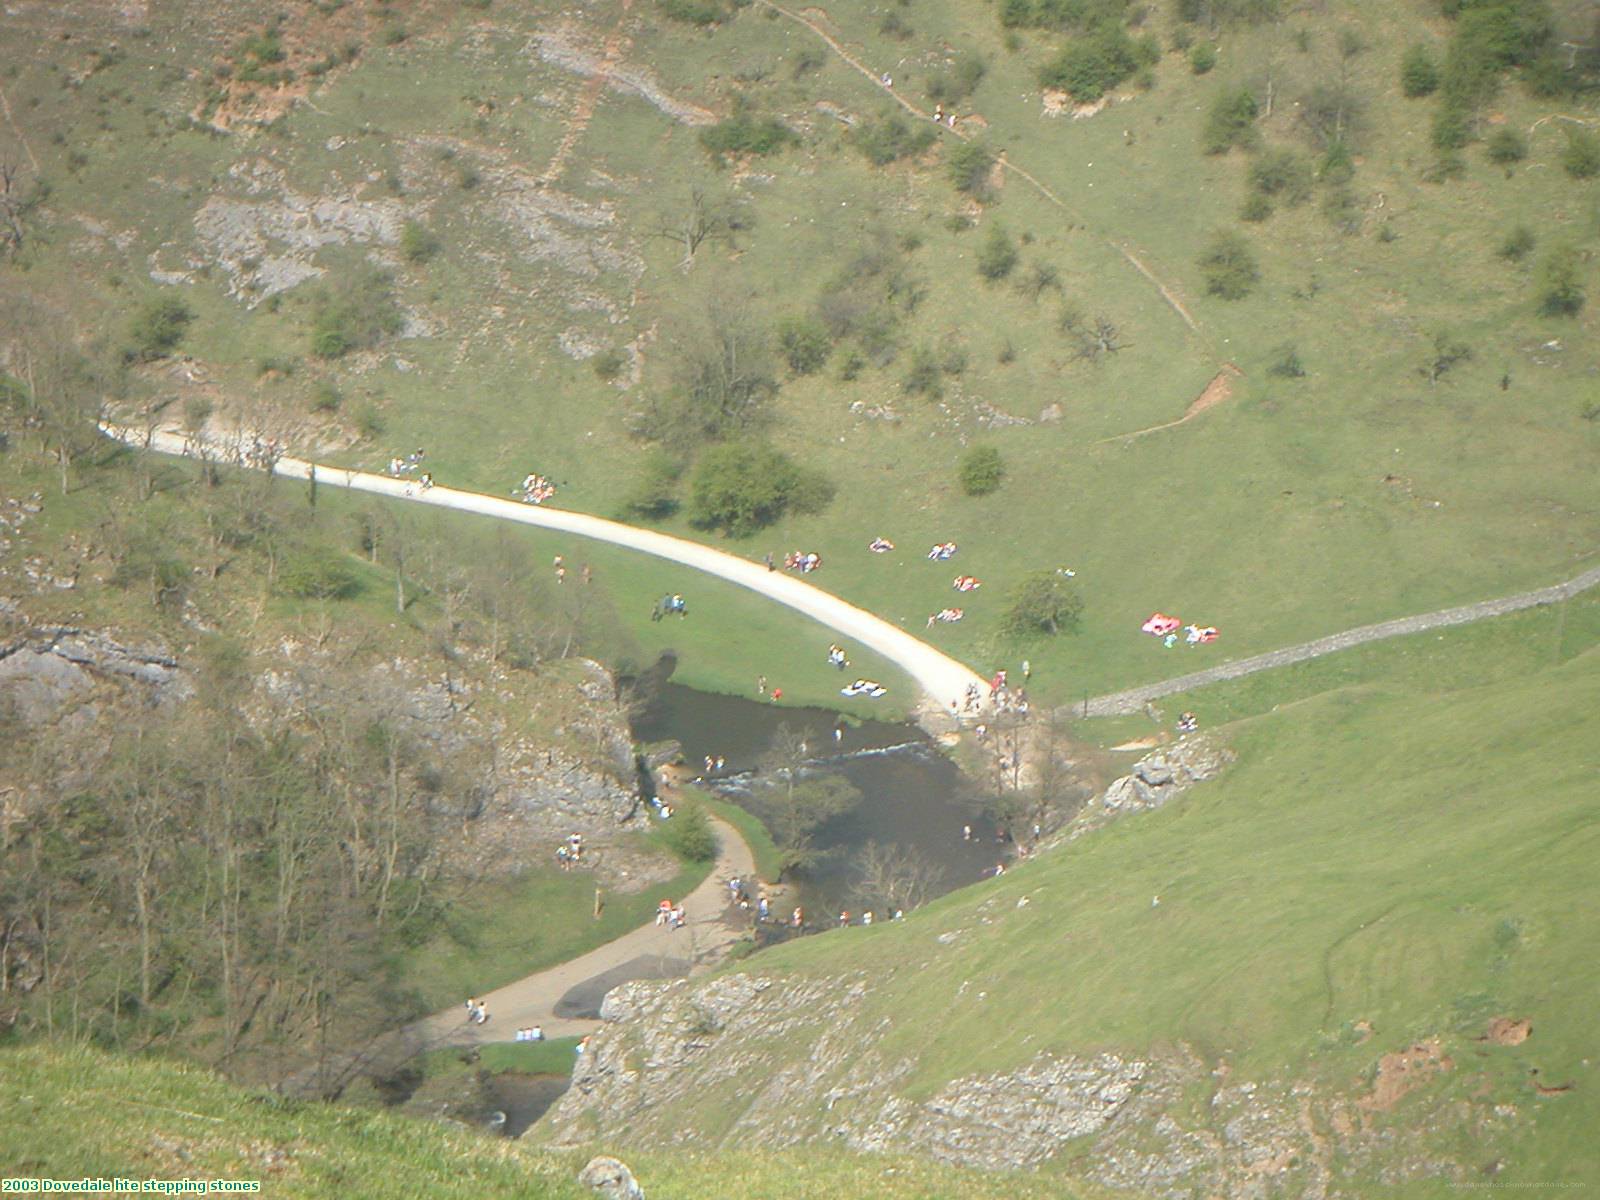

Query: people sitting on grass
left=827, top=644, right=848, bottom=670
left=953, top=575, right=981, bottom=592
left=784, top=551, right=822, bottom=573
left=927, top=541, right=958, bottom=561
left=514, top=473, right=557, bottom=504
left=841, top=679, right=887, bottom=698
left=1185, top=624, right=1220, bottom=644
left=1178, top=711, right=1199, bottom=733
left=868, top=537, right=894, bottom=553
left=927, top=608, right=964, bottom=626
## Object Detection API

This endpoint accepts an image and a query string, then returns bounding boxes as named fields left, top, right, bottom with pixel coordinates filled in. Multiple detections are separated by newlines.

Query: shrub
left=926, top=52, right=987, bottom=105
left=879, top=11, right=913, bottom=40
left=1039, top=25, right=1144, bottom=101
left=1202, top=86, right=1259, bottom=154
left=1240, top=192, right=1272, bottom=222
left=310, top=381, right=341, bottom=412
left=1559, top=127, right=1600, bottom=179
left=853, top=114, right=937, bottom=166
left=947, top=141, right=994, bottom=195
left=310, top=266, right=403, bottom=359
left=958, top=445, right=1005, bottom=496
left=1197, top=230, right=1259, bottom=299
left=977, top=223, right=1019, bottom=280
left=1537, top=248, right=1585, bottom=317
left=354, top=401, right=386, bottom=439
left=1267, top=342, right=1305, bottom=378
left=1485, top=127, right=1527, bottom=164
left=1497, top=224, right=1534, bottom=261
left=399, top=221, right=440, bottom=264
left=620, top=451, right=682, bottom=519
left=277, top=548, right=362, bottom=599
left=776, top=315, right=831, bottom=375
left=1189, top=42, right=1217, bottom=74
left=592, top=348, right=627, bottom=382
left=1001, top=570, right=1082, bottom=638
left=128, top=294, right=194, bottom=360
left=901, top=345, right=943, bottom=399
left=659, top=802, right=716, bottom=861
left=1249, top=147, right=1313, bottom=203
left=700, top=113, right=797, bottom=161
left=688, top=442, right=834, bottom=535
left=1399, top=45, right=1440, bottom=97
left=659, top=0, right=727, bottom=22
left=1431, top=100, right=1473, bottom=151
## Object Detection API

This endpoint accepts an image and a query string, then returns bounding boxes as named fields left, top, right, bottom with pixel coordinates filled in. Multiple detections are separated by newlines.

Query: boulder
left=578, top=1156, right=644, bottom=1200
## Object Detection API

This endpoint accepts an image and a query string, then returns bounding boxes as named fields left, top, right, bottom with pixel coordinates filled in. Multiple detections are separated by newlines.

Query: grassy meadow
left=3, top=0, right=1594, bottom=709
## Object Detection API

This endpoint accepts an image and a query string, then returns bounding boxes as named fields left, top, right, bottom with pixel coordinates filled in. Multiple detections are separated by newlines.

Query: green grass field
left=5, top=0, right=1594, bottom=710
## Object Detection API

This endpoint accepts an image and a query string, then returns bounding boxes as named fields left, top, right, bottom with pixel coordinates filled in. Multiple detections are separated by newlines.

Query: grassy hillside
left=3, top=0, right=1594, bottom=706
left=552, top=631, right=1600, bottom=1190
left=0, top=1042, right=1088, bottom=1200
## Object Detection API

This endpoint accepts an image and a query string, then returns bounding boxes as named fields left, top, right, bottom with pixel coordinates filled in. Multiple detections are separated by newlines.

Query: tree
left=1060, top=305, right=1127, bottom=360
left=654, top=187, right=736, bottom=271
left=659, top=802, right=717, bottom=862
left=310, top=265, right=403, bottom=359
left=631, top=306, right=778, bottom=452
left=1400, top=45, right=1440, bottom=96
left=854, top=840, right=943, bottom=914
left=1002, top=570, right=1083, bottom=637
left=776, top=315, right=831, bottom=375
left=619, top=451, right=682, bottom=519
left=947, top=141, right=995, bottom=196
left=1, top=296, right=109, bottom=494
left=977, top=223, right=1019, bottom=281
left=1536, top=248, right=1586, bottom=317
left=688, top=442, right=833, bottom=535
left=1197, top=231, right=1259, bottom=300
left=0, top=160, right=37, bottom=257
left=1202, top=86, right=1259, bottom=154
left=1419, top=332, right=1472, bottom=384
left=756, top=726, right=862, bottom=878
left=958, top=445, right=1005, bottom=496
left=127, top=295, right=194, bottom=361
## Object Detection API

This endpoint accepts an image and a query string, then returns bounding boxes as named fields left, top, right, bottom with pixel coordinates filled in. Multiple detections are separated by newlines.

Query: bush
left=947, top=141, right=994, bottom=195
left=310, top=266, right=403, bottom=359
left=1240, top=192, right=1272, bottom=222
left=310, top=381, right=341, bottom=412
left=977, top=223, right=1019, bottom=280
left=958, top=445, right=1005, bottom=496
left=1202, top=86, right=1259, bottom=154
left=658, top=802, right=716, bottom=861
left=399, top=221, right=440, bottom=264
left=592, top=348, right=627, bottom=382
left=1249, top=147, right=1313, bottom=203
left=128, top=295, right=194, bottom=360
left=1497, top=224, right=1535, bottom=261
left=688, top=442, right=834, bottom=535
left=853, top=114, right=937, bottom=166
left=1189, top=42, right=1217, bottom=74
left=1001, top=570, right=1082, bottom=638
left=620, top=451, right=682, bottom=519
left=1267, top=343, right=1305, bottom=378
left=1039, top=25, right=1144, bottom=101
left=1399, top=45, right=1440, bottom=97
left=1559, top=127, right=1600, bottom=179
left=926, top=52, right=987, bottom=105
left=658, top=0, right=727, bottom=24
left=901, top=345, right=943, bottom=399
left=1431, top=100, right=1473, bottom=151
left=1537, top=248, right=1585, bottom=317
left=1485, top=127, right=1527, bottom=164
left=277, top=548, right=362, bottom=600
left=776, top=315, right=831, bottom=375
left=1197, top=230, right=1259, bottom=299
left=700, top=113, right=797, bottom=161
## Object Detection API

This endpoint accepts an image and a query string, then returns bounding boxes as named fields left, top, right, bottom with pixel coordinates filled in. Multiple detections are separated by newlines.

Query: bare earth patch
left=1099, top=363, right=1241, bottom=443
left=1359, top=1039, right=1453, bottom=1114
left=1481, top=1017, right=1532, bottom=1046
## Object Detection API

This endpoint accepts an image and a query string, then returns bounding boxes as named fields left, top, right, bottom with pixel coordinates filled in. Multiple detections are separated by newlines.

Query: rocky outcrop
left=578, top=1156, right=645, bottom=1200
left=1066, top=737, right=1233, bottom=842
left=0, top=626, right=192, bottom=722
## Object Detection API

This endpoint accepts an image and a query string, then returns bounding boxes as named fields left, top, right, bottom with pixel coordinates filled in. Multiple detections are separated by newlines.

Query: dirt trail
left=1082, top=563, right=1600, bottom=716
left=750, top=0, right=1202, bottom=338
left=1099, top=363, right=1239, bottom=443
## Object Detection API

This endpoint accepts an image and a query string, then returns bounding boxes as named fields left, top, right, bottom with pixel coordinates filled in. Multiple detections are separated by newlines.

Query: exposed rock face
left=0, top=626, right=192, bottom=721
left=1066, top=737, right=1233, bottom=842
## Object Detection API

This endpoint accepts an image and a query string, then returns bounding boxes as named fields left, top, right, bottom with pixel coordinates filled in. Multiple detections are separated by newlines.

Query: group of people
left=464, top=997, right=490, bottom=1025
left=927, top=541, right=958, bottom=561
left=244, top=436, right=282, bottom=470
left=555, top=832, right=585, bottom=870
left=515, top=472, right=557, bottom=505
left=784, top=550, right=823, bottom=573
left=1142, top=612, right=1220, bottom=649
left=655, top=899, right=687, bottom=930
left=1178, top=711, right=1199, bottom=734
left=841, top=679, right=886, bottom=698
left=826, top=644, right=849, bottom=670
left=386, top=448, right=426, bottom=477
left=867, top=536, right=895, bottom=553
left=927, top=607, right=964, bottom=626
left=952, top=575, right=981, bottom=592
left=514, top=1025, right=544, bottom=1042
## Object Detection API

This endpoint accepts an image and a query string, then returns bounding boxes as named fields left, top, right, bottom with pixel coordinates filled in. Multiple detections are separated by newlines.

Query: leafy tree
left=1202, top=86, right=1259, bottom=154
left=1002, top=570, right=1083, bottom=638
left=688, top=442, right=833, bottom=535
left=128, top=295, right=194, bottom=361
left=1039, top=25, right=1150, bottom=102
left=947, top=141, right=995, bottom=195
left=1536, top=248, right=1586, bottom=317
left=756, top=726, right=863, bottom=878
left=1197, top=230, right=1260, bottom=299
left=1559, top=127, right=1600, bottom=179
left=853, top=114, right=937, bottom=166
left=977, top=223, right=1019, bottom=281
left=958, top=445, right=1005, bottom=495
left=276, top=546, right=363, bottom=599
left=658, top=801, right=716, bottom=861
left=776, top=315, right=831, bottom=375
left=1190, top=42, right=1217, bottom=74
left=310, top=266, right=403, bottom=359
left=1400, top=44, right=1440, bottom=96
left=700, top=112, right=797, bottom=161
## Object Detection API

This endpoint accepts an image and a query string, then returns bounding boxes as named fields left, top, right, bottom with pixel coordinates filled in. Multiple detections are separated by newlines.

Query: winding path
left=1081, top=563, right=1600, bottom=716
left=101, top=423, right=988, bottom=714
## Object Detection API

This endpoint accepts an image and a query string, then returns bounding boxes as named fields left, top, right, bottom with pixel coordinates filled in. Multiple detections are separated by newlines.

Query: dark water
left=630, top=681, right=1004, bottom=918
left=484, top=1072, right=571, bottom=1138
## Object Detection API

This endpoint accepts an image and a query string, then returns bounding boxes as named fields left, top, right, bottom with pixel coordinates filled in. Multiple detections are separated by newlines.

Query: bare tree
left=854, top=840, right=943, bottom=914
left=0, top=160, right=32, bottom=256
left=1060, top=305, right=1128, bottom=362
left=654, top=187, right=735, bottom=271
